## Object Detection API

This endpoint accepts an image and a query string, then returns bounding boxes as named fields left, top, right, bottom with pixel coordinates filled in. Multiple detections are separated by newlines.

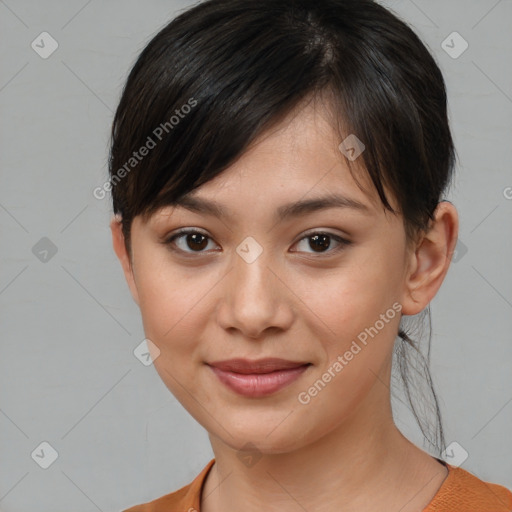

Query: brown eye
left=164, top=229, right=350, bottom=257
left=185, top=233, right=208, bottom=251
left=308, top=234, right=332, bottom=252
left=165, top=229, right=219, bottom=254
left=293, top=232, right=350, bottom=255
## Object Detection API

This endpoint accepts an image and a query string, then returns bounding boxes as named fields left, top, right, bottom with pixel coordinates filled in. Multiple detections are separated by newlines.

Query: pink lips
left=207, top=358, right=311, bottom=397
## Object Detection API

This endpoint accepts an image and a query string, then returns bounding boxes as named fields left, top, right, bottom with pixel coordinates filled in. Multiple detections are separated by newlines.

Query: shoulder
left=423, top=463, right=512, bottom=512
left=121, top=458, right=215, bottom=512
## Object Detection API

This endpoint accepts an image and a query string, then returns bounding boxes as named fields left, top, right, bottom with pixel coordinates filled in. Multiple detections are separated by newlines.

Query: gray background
left=1, top=1, right=511, bottom=511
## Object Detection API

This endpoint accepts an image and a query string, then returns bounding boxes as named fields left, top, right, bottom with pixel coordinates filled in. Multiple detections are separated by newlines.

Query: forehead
left=149, top=99, right=397, bottom=225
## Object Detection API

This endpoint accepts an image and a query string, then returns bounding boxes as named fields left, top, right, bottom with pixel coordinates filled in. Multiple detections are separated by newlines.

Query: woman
left=109, top=0, right=512, bottom=510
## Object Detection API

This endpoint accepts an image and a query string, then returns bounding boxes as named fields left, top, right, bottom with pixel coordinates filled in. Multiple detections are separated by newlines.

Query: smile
left=207, top=358, right=312, bottom=397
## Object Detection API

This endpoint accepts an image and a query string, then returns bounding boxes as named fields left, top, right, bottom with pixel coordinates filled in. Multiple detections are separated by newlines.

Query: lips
left=206, top=358, right=311, bottom=397
left=207, top=358, right=310, bottom=374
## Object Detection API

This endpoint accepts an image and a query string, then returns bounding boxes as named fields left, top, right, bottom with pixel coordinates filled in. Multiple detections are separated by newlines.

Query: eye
left=163, top=228, right=351, bottom=257
left=292, top=231, right=351, bottom=255
left=164, top=228, right=220, bottom=255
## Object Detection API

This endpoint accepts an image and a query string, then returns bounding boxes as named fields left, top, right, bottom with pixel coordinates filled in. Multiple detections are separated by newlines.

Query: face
left=113, top=100, right=434, bottom=455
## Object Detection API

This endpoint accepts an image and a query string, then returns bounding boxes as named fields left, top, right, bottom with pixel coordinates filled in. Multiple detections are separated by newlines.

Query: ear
left=401, top=201, right=459, bottom=316
left=110, top=216, right=140, bottom=306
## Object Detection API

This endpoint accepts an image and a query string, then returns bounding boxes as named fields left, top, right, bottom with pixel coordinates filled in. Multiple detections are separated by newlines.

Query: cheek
left=133, top=252, right=214, bottom=363
left=295, top=253, right=402, bottom=343
left=290, top=245, right=404, bottom=397
left=133, top=256, right=217, bottom=410
left=294, top=279, right=401, bottom=440
left=134, top=248, right=210, bottom=333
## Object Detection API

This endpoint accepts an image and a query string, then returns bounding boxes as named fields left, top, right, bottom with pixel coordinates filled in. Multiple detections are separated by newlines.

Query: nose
left=216, top=247, right=294, bottom=339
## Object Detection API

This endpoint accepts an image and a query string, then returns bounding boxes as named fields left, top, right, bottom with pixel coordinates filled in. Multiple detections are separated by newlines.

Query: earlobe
left=400, top=201, right=459, bottom=316
left=110, top=216, right=140, bottom=306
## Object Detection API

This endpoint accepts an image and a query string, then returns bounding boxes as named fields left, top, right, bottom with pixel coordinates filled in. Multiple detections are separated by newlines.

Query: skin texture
left=111, top=99, right=458, bottom=512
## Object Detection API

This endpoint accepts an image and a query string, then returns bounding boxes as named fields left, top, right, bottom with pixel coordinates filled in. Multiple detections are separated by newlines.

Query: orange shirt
left=123, top=458, right=512, bottom=512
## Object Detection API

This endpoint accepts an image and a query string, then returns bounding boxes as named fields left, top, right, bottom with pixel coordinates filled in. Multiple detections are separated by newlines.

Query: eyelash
left=163, top=228, right=351, bottom=258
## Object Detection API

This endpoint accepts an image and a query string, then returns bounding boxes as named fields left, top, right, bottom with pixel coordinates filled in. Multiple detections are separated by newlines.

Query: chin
left=209, top=419, right=311, bottom=455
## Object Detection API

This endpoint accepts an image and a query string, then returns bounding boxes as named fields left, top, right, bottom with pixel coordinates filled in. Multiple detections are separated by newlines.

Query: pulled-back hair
left=108, top=0, right=455, bottom=455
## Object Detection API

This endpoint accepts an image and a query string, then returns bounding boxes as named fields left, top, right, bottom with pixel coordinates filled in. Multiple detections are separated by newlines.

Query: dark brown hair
left=108, top=0, right=455, bottom=455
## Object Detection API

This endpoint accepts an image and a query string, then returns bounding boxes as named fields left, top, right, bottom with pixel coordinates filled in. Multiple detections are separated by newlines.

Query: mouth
left=206, top=358, right=312, bottom=397
left=207, top=357, right=311, bottom=373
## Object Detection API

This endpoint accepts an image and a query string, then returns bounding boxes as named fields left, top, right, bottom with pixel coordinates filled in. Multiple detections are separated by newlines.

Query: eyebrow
left=171, top=192, right=371, bottom=221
